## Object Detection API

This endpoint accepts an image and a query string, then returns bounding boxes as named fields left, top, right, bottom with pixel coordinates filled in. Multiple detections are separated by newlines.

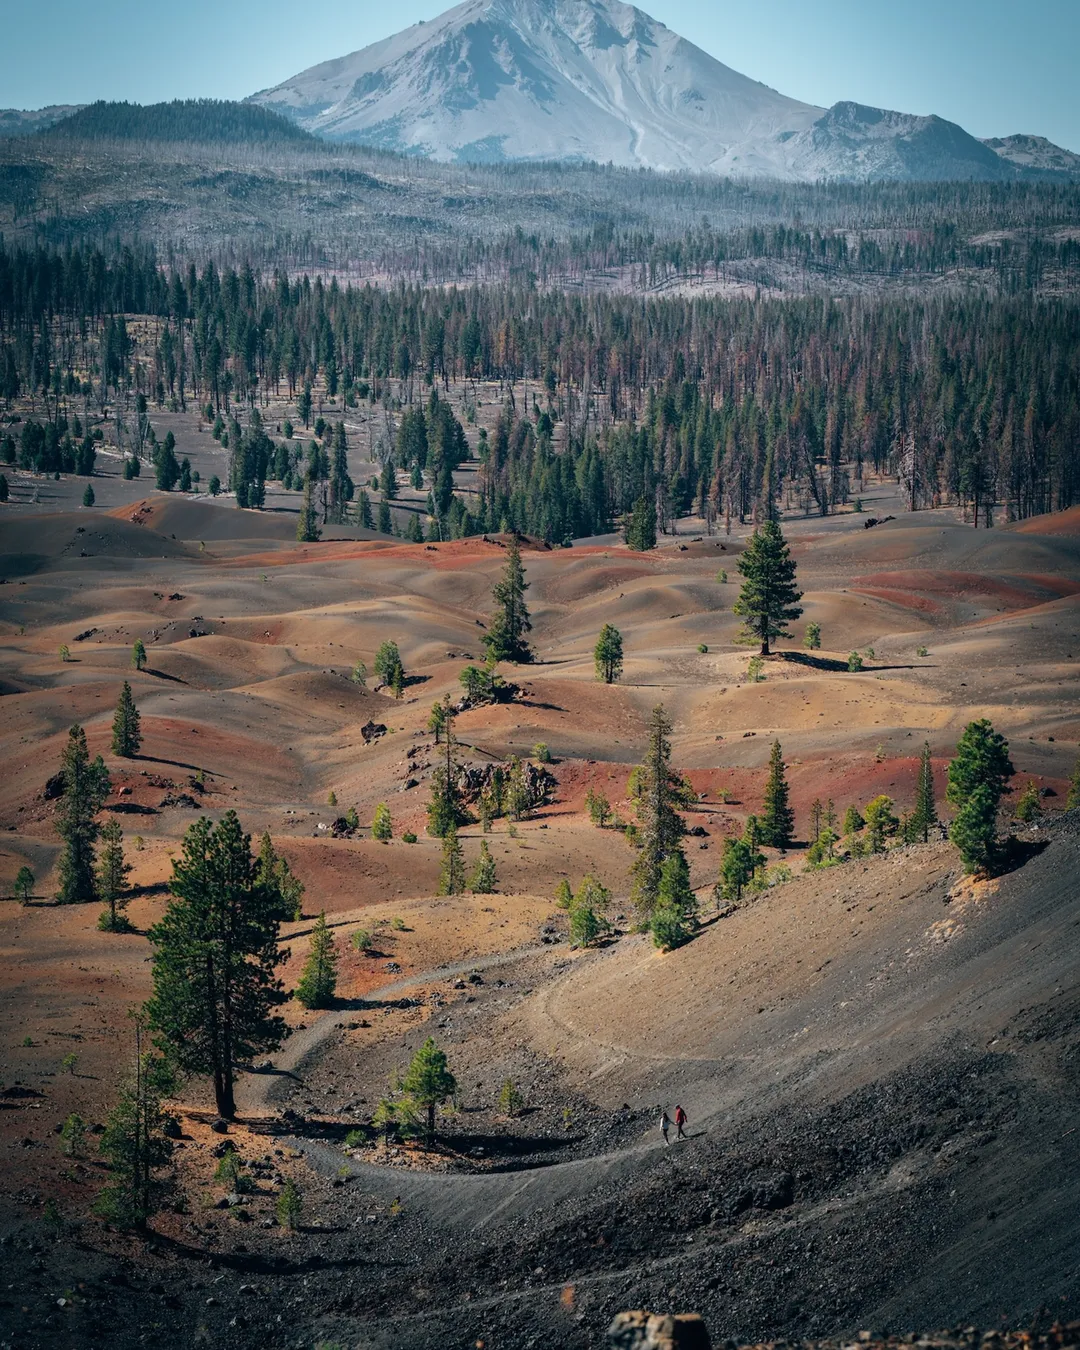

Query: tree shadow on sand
left=780, top=651, right=925, bottom=674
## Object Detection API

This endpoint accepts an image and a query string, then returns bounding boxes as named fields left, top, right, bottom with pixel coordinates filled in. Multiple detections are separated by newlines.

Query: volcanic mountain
left=248, top=0, right=1069, bottom=179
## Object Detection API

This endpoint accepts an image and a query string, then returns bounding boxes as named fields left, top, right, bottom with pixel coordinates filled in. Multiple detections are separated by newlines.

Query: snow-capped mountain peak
left=249, top=0, right=1075, bottom=180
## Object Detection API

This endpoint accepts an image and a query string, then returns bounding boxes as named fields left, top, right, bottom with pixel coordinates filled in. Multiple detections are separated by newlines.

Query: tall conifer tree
left=631, top=705, right=686, bottom=922
left=146, top=811, right=292, bottom=1118
left=760, top=740, right=795, bottom=848
left=111, top=681, right=142, bottom=758
left=56, top=724, right=111, bottom=904
left=733, top=521, right=803, bottom=655
left=295, top=912, right=338, bottom=1009
left=483, top=538, right=532, bottom=663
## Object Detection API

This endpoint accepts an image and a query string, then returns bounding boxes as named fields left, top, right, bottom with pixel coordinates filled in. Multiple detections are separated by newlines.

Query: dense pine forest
left=1, top=239, right=1078, bottom=540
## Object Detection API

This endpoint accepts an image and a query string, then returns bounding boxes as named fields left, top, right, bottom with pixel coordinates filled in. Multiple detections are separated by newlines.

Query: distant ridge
left=40, top=99, right=318, bottom=147
left=0, top=105, right=83, bottom=138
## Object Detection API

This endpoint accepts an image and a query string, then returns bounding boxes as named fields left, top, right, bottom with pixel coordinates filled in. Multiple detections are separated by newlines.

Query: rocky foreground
left=609, top=1315, right=1080, bottom=1350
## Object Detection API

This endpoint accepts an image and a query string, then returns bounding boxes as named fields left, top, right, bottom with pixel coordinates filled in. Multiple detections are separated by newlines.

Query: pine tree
left=111, top=681, right=142, bottom=758
left=760, top=740, right=795, bottom=848
left=865, top=794, right=899, bottom=853
left=469, top=840, right=497, bottom=894
left=718, top=837, right=757, bottom=905
left=401, top=1038, right=457, bottom=1144
left=61, top=1111, right=85, bottom=1157
left=276, top=1178, right=302, bottom=1231
left=256, top=831, right=305, bottom=921
left=842, top=805, right=865, bottom=835
left=630, top=705, right=686, bottom=923
left=297, top=475, right=321, bottom=542
left=14, top=865, right=34, bottom=904
left=96, top=819, right=132, bottom=931
left=56, top=724, right=111, bottom=904
left=372, top=803, right=393, bottom=841
left=946, top=719, right=1013, bottom=873
left=94, top=1018, right=174, bottom=1230
left=146, top=811, right=293, bottom=1118
left=483, top=538, right=532, bottom=663
left=131, top=639, right=147, bottom=672
left=82, top=483, right=95, bottom=507
left=295, top=911, right=338, bottom=1009
left=651, top=848, right=697, bottom=950
left=594, top=623, right=624, bottom=684
left=911, top=741, right=938, bottom=841
left=733, top=520, right=803, bottom=655
left=374, top=640, right=405, bottom=688
left=624, top=493, right=657, bottom=551
left=438, top=824, right=466, bottom=896
left=950, top=785, right=1001, bottom=875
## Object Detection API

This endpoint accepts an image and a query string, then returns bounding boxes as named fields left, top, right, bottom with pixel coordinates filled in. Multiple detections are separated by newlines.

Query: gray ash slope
left=6, top=814, right=1075, bottom=1350
left=250, top=0, right=1079, bottom=180
left=299, top=817, right=1080, bottom=1348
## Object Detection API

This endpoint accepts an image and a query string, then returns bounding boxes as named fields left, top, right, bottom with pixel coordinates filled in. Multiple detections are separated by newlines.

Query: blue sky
left=6, top=0, right=1079, bottom=151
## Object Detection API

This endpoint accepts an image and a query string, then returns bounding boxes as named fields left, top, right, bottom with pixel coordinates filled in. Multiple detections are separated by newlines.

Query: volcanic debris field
left=1, top=477, right=1079, bottom=1349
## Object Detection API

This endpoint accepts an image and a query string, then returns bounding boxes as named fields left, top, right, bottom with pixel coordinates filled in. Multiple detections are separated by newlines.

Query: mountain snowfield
left=249, top=0, right=1076, bottom=180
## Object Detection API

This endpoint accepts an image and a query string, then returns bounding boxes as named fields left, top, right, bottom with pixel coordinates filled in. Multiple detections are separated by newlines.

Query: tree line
left=3, top=242, right=1079, bottom=532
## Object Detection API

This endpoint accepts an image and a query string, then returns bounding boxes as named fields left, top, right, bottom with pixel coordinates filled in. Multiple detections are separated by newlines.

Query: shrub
left=351, top=928, right=373, bottom=953
left=804, top=622, right=822, bottom=650
left=60, top=1112, right=85, bottom=1157
left=847, top=651, right=864, bottom=672
left=697, top=643, right=708, bottom=654
left=498, top=1079, right=523, bottom=1118
left=371, top=803, right=392, bottom=842
left=716, top=569, right=727, bottom=584
left=865, top=794, right=899, bottom=852
left=532, top=742, right=551, bottom=763
left=842, top=805, right=865, bottom=834
left=276, top=1179, right=302, bottom=1231
left=344, top=1128, right=367, bottom=1149
left=402, top=831, right=418, bottom=844
left=391, top=916, right=407, bottom=931
left=1014, top=779, right=1042, bottom=823
left=747, top=655, right=765, bottom=683
left=584, top=787, right=611, bottom=828
left=214, top=1149, right=253, bottom=1193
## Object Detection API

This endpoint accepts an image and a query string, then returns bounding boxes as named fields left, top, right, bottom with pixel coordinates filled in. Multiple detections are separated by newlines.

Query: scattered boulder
left=43, top=772, right=65, bottom=801
left=361, top=721, right=388, bottom=744
left=209, top=1118, right=230, bottom=1135
left=608, top=1311, right=711, bottom=1350
left=159, top=793, right=200, bottom=809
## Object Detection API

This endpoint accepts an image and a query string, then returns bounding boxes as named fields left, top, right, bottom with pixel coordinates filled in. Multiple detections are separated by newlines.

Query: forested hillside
left=2, top=241, right=1078, bottom=540
left=39, top=100, right=318, bottom=147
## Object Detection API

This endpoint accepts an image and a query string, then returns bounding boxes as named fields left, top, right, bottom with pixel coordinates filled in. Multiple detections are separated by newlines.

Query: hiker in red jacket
left=674, top=1104, right=687, bottom=1140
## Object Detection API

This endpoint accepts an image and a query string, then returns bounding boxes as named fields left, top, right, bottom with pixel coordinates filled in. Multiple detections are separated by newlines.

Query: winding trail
left=236, top=940, right=551, bottom=1118
left=233, top=938, right=680, bottom=1231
